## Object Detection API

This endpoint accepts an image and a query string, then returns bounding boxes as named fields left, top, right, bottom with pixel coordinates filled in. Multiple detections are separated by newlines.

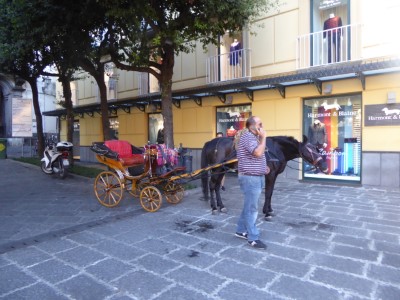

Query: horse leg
left=209, top=174, right=218, bottom=214
left=215, top=173, right=227, bottom=213
left=263, top=173, right=277, bottom=220
left=201, top=171, right=210, bottom=202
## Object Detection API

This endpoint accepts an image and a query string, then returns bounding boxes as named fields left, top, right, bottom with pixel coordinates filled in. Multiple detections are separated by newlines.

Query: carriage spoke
left=164, top=182, right=184, bottom=204
left=94, top=171, right=123, bottom=207
left=140, top=186, right=162, bottom=212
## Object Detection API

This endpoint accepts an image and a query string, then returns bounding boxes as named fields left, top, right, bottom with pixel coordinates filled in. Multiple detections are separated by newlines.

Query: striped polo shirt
left=237, top=130, right=267, bottom=176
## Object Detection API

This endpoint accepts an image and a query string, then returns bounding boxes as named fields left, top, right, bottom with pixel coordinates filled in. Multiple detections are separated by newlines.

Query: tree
left=105, top=0, right=280, bottom=148
left=37, top=0, right=115, bottom=141
left=0, top=0, right=116, bottom=145
left=0, top=0, right=52, bottom=155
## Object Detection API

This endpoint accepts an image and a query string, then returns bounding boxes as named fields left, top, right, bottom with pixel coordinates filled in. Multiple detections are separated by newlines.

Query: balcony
left=206, top=48, right=251, bottom=84
left=296, top=24, right=362, bottom=69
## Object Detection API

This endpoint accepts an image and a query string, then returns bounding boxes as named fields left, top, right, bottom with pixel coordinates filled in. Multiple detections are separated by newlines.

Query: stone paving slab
left=1, top=159, right=400, bottom=299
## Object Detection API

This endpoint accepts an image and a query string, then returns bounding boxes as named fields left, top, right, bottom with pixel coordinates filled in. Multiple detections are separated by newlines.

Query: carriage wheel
left=94, top=171, right=123, bottom=207
left=140, top=186, right=162, bottom=212
left=164, top=182, right=184, bottom=204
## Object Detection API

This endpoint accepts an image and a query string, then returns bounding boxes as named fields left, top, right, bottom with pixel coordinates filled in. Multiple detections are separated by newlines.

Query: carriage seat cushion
left=104, top=140, right=144, bottom=166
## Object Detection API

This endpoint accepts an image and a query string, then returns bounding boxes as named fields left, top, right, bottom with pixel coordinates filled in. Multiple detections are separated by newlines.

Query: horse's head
left=300, top=135, right=328, bottom=173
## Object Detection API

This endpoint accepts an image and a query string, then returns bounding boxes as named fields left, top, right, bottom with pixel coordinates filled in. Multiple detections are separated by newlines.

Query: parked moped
left=41, top=141, right=73, bottom=179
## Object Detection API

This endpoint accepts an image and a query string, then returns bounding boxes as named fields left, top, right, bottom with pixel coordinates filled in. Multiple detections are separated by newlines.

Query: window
left=311, top=0, right=350, bottom=65
left=216, top=104, right=252, bottom=137
left=109, top=117, right=119, bottom=140
left=303, top=94, right=361, bottom=183
left=207, top=31, right=251, bottom=84
left=149, top=113, right=163, bottom=144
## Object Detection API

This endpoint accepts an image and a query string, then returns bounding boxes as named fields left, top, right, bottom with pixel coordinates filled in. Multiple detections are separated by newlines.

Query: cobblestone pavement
left=1, top=159, right=400, bottom=300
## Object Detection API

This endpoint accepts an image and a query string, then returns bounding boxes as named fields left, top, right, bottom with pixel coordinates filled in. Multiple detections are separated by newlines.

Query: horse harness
left=265, top=142, right=321, bottom=172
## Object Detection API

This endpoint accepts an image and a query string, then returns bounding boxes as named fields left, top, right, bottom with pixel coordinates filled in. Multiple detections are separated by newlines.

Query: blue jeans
left=236, top=175, right=265, bottom=241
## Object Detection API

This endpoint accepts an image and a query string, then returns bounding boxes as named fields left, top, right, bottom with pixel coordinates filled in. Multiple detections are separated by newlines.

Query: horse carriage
left=90, top=140, right=236, bottom=212
left=90, top=134, right=327, bottom=216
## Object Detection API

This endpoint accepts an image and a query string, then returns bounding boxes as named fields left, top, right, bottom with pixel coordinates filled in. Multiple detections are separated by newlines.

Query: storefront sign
left=364, top=104, right=400, bottom=126
left=319, top=0, right=342, bottom=10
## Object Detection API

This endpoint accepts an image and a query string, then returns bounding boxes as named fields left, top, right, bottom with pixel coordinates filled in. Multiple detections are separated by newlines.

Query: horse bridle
left=300, top=143, right=322, bottom=167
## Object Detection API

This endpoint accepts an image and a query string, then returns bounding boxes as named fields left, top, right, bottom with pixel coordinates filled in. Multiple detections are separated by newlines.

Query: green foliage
left=104, top=0, right=281, bottom=65
left=14, top=157, right=42, bottom=167
left=13, top=157, right=104, bottom=178
left=69, top=164, right=104, bottom=178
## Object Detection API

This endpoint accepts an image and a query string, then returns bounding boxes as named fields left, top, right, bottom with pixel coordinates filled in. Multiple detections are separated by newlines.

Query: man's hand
left=323, top=143, right=327, bottom=148
left=258, top=127, right=267, bottom=139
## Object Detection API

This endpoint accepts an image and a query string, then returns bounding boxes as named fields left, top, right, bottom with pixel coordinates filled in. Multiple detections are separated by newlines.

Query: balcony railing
left=206, top=48, right=251, bottom=84
left=296, top=24, right=362, bottom=69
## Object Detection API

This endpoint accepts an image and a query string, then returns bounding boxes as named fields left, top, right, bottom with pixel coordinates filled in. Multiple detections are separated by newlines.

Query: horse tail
left=201, top=141, right=210, bottom=200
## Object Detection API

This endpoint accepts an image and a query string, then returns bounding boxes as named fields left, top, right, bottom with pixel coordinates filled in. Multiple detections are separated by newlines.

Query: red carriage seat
left=104, top=140, right=144, bottom=166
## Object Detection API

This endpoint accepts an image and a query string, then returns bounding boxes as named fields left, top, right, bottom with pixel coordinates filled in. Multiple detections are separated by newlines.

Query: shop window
left=303, top=94, right=361, bottom=183
left=109, top=117, right=119, bottom=140
left=149, top=113, right=163, bottom=144
left=216, top=105, right=252, bottom=137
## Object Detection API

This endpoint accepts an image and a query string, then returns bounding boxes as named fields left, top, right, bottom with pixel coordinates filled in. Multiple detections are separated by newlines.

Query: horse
left=201, top=137, right=237, bottom=214
left=200, top=135, right=328, bottom=217
left=262, top=135, right=328, bottom=219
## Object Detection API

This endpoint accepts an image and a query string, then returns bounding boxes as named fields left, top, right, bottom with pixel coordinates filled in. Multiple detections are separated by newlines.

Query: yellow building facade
left=48, top=0, right=400, bottom=187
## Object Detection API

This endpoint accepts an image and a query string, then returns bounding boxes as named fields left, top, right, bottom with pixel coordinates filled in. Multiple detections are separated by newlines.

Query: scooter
left=41, top=141, right=73, bottom=179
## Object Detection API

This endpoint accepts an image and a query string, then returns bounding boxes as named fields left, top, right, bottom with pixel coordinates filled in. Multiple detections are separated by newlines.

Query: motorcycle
left=41, top=141, right=73, bottom=179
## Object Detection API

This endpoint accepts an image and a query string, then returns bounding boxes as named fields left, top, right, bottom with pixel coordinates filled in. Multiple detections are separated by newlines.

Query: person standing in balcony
left=323, top=13, right=343, bottom=63
left=229, top=39, right=241, bottom=65
left=229, top=39, right=241, bottom=79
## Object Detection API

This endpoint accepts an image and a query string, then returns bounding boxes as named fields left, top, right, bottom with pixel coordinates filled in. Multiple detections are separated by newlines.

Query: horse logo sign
left=365, top=104, right=400, bottom=126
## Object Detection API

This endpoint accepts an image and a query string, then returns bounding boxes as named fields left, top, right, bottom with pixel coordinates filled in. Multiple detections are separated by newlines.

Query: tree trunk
left=95, top=74, right=112, bottom=141
left=160, top=45, right=175, bottom=148
left=60, top=75, right=74, bottom=165
left=28, top=77, right=45, bottom=156
left=60, top=76, right=74, bottom=143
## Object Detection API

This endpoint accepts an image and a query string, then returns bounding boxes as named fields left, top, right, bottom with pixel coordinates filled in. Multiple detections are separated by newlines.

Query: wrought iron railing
left=296, top=24, right=362, bottom=69
left=206, top=48, right=251, bottom=84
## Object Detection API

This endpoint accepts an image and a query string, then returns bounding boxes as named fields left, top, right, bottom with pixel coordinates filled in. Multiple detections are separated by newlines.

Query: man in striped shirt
left=235, top=116, right=267, bottom=249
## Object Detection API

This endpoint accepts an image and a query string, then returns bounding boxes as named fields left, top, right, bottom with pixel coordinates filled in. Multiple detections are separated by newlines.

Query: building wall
left=59, top=0, right=400, bottom=187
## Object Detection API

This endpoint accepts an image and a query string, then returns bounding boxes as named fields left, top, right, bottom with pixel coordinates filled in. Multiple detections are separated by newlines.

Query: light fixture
left=387, top=92, right=396, bottom=104
left=323, top=83, right=332, bottom=94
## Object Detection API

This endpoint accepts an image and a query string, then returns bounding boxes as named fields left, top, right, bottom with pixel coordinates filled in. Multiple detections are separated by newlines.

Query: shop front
left=303, top=94, right=362, bottom=183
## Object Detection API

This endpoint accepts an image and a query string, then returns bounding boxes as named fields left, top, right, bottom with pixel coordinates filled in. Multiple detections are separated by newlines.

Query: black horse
left=201, top=135, right=328, bottom=217
left=201, top=137, right=237, bottom=214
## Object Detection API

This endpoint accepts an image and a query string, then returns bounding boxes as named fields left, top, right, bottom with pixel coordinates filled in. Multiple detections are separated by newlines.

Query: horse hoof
left=212, top=209, right=218, bottom=215
left=264, top=214, right=273, bottom=221
left=220, top=207, right=228, bottom=213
